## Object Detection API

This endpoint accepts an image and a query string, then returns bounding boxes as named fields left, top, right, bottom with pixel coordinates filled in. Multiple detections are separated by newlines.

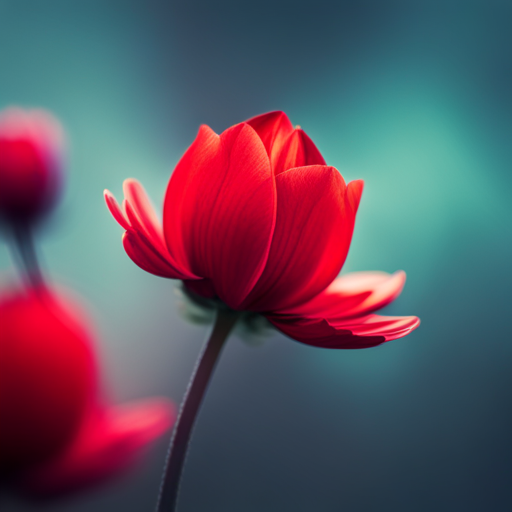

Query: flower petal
left=245, top=111, right=294, bottom=169
left=0, top=289, right=95, bottom=474
left=24, top=398, right=175, bottom=496
left=104, top=190, right=130, bottom=231
left=122, top=231, right=186, bottom=279
left=241, top=166, right=363, bottom=312
left=278, top=271, right=406, bottom=320
left=123, top=200, right=195, bottom=279
left=268, top=313, right=420, bottom=349
left=273, top=128, right=326, bottom=175
left=104, top=185, right=198, bottom=280
left=123, top=179, right=167, bottom=253
left=164, top=123, right=276, bottom=308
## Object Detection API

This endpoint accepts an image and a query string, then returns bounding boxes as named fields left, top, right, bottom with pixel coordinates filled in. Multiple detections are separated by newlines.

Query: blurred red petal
left=0, top=289, right=95, bottom=474
left=273, top=128, right=326, bottom=175
left=164, top=123, right=276, bottom=308
left=241, top=167, right=363, bottom=312
left=278, top=271, right=406, bottom=319
left=268, top=313, right=420, bottom=349
left=245, top=111, right=294, bottom=169
left=25, top=398, right=175, bottom=496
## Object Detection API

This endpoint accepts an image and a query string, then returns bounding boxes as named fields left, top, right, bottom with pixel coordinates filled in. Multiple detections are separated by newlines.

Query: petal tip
left=122, top=177, right=143, bottom=198
left=347, top=179, right=364, bottom=212
left=197, top=123, right=218, bottom=138
left=105, top=190, right=131, bottom=230
left=392, top=269, right=407, bottom=288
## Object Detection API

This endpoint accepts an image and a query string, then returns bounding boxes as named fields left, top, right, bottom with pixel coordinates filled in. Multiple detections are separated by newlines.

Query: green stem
left=156, top=308, right=239, bottom=512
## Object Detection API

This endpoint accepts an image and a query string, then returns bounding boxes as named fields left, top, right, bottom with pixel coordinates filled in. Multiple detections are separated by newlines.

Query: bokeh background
left=1, top=0, right=511, bottom=511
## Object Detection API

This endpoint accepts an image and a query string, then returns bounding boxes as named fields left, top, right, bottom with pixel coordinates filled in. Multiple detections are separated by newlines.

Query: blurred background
left=1, top=0, right=511, bottom=510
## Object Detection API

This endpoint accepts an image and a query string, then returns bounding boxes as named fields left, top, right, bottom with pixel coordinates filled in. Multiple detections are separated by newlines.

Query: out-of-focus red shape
left=105, top=111, right=419, bottom=349
left=0, top=286, right=176, bottom=496
left=0, top=107, right=64, bottom=225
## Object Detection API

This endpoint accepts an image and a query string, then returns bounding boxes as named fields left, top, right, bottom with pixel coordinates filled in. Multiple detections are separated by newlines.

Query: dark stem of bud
left=10, top=224, right=45, bottom=291
left=156, top=309, right=239, bottom=512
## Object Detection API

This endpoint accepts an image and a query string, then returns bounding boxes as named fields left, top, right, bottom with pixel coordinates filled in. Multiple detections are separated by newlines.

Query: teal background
left=1, top=1, right=511, bottom=511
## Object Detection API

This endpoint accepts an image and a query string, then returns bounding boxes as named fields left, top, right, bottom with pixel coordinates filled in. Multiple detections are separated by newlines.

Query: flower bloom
left=0, top=107, right=64, bottom=225
left=0, top=286, right=175, bottom=495
left=105, top=111, right=419, bottom=348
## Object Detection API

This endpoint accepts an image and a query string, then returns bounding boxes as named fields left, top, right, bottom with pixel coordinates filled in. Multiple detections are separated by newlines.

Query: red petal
left=346, top=178, right=364, bottom=213
left=122, top=231, right=187, bottom=279
left=268, top=313, right=420, bottom=349
left=104, top=184, right=198, bottom=280
left=0, top=289, right=95, bottom=473
left=123, top=195, right=195, bottom=279
left=123, top=179, right=167, bottom=253
left=25, top=398, right=175, bottom=496
left=241, top=167, right=363, bottom=312
left=245, top=111, right=294, bottom=170
left=164, top=123, right=276, bottom=308
left=273, top=128, right=326, bottom=175
left=278, top=271, right=406, bottom=320
left=104, top=190, right=130, bottom=231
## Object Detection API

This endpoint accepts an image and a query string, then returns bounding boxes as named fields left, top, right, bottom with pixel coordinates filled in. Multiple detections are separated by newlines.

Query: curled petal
left=245, top=111, right=294, bottom=170
left=104, top=185, right=199, bottom=280
left=123, top=200, right=185, bottom=276
left=122, top=231, right=191, bottom=279
left=24, top=399, right=176, bottom=496
left=164, top=123, right=276, bottom=308
left=268, top=313, right=420, bottom=349
left=241, top=167, right=363, bottom=312
left=104, top=190, right=130, bottom=230
left=273, top=128, right=326, bottom=175
left=278, top=271, right=406, bottom=320
left=123, top=179, right=167, bottom=253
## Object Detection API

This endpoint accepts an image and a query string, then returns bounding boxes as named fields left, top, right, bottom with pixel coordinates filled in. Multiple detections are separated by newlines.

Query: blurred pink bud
left=0, top=286, right=176, bottom=496
left=0, top=108, right=64, bottom=225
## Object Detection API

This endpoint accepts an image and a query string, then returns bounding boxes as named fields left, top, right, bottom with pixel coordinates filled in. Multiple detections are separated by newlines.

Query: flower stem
left=10, top=224, right=45, bottom=290
left=157, top=308, right=239, bottom=512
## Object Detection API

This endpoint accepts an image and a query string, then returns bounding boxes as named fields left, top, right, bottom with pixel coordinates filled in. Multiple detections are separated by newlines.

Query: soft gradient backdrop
left=1, top=1, right=511, bottom=511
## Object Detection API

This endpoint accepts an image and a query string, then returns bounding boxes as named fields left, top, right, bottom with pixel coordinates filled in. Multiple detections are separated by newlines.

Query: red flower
left=0, top=108, right=64, bottom=224
left=105, top=111, right=419, bottom=348
left=0, top=286, right=175, bottom=495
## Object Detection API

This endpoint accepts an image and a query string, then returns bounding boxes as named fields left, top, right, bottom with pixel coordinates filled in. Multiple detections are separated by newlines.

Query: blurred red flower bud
left=0, top=108, right=64, bottom=225
left=0, top=286, right=175, bottom=496
left=105, top=111, right=419, bottom=349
